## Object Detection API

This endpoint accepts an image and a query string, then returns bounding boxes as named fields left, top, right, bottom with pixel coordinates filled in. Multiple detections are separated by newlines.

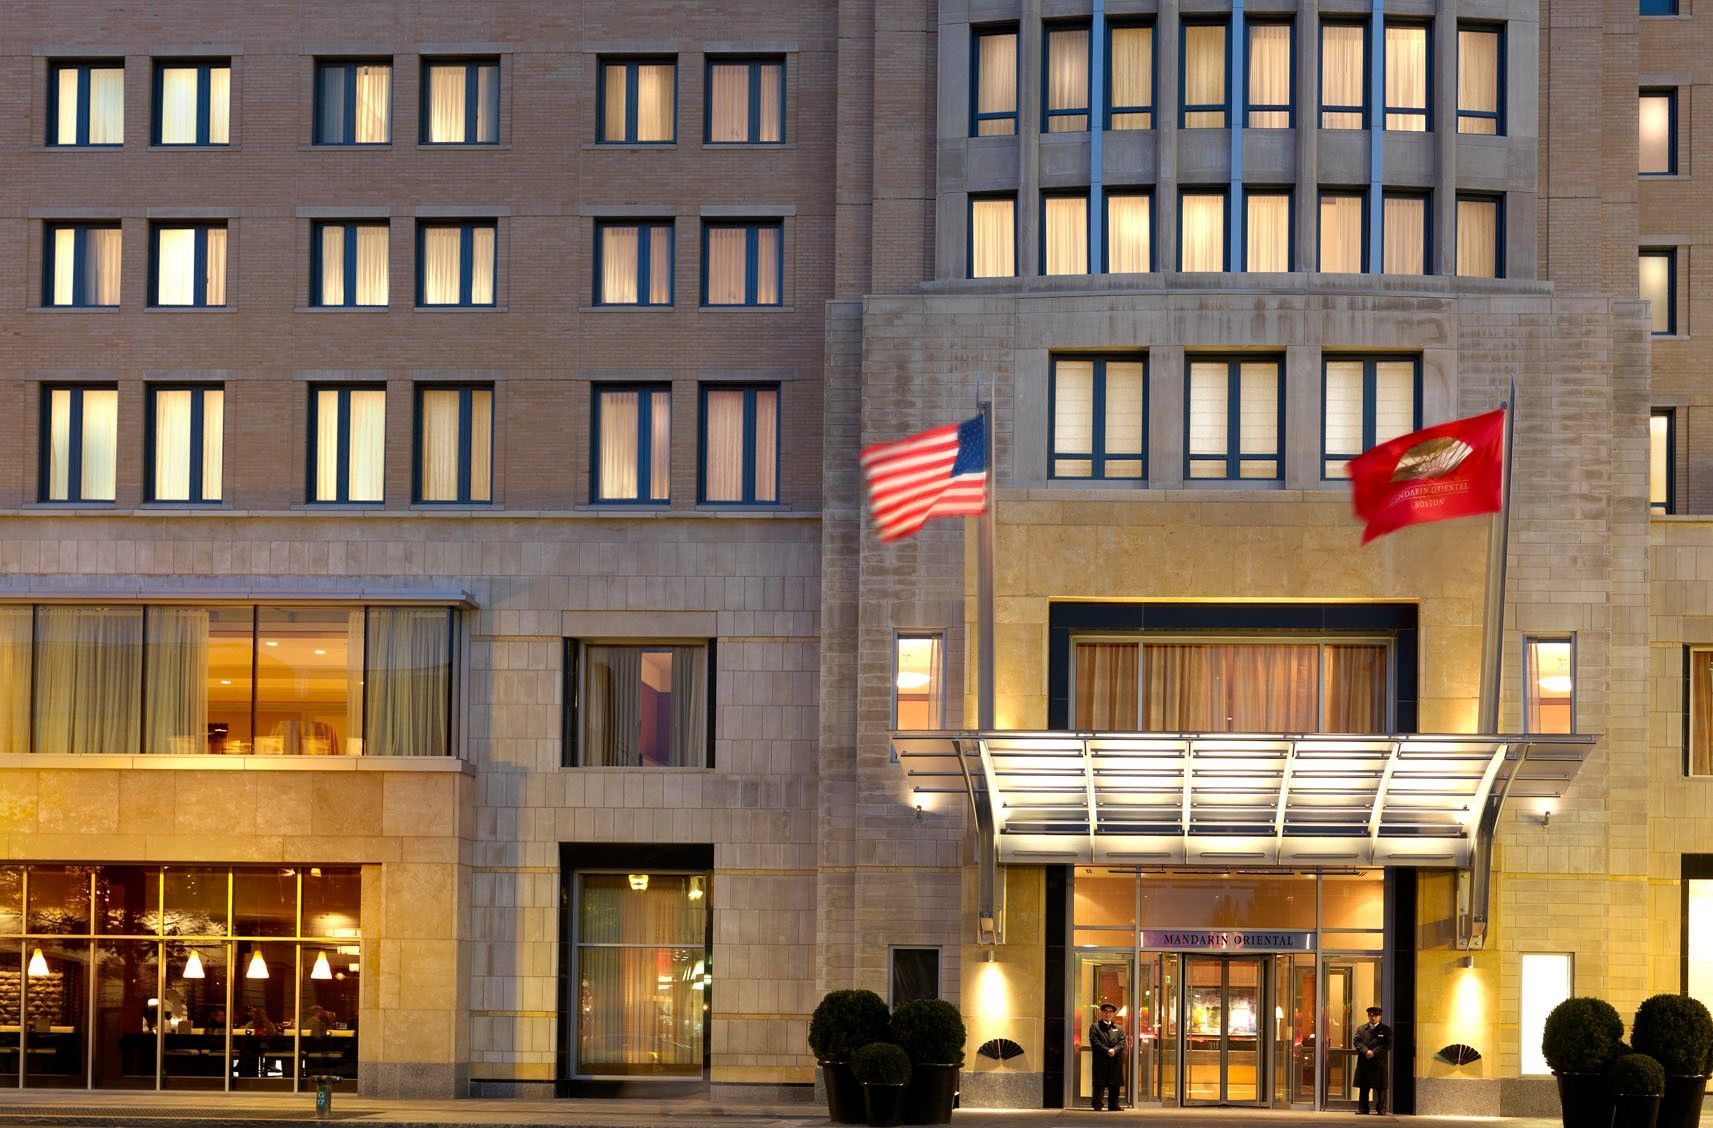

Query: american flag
left=860, top=413, right=988, bottom=542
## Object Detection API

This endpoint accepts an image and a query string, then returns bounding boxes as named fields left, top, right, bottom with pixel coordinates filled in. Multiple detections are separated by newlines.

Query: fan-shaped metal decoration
left=1435, top=1043, right=1482, bottom=1066
left=977, top=1038, right=1026, bottom=1062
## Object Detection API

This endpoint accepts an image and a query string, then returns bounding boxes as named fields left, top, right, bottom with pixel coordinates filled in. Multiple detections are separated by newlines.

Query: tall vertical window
left=1456, top=196, right=1502, bottom=278
left=315, top=61, right=390, bottom=144
left=1640, top=248, right=1677, bottom=334
left=594, top=386, right=671, bottom=504
left=1246, top=22, right=1292, bottom=128
left=41, top=386, right=119, bottom=502
left=1651, top=409, right=1674, bottom=514
left=706, top=57, right=784, bottom=143
left=1322, top=357, right=1420, bottom=478
left=1107, top=24, right=1153, bottom=129
left=1520, top=954, right=1573, bottom=1075
left=422, top=59, right=498, bottom=144
left=1321, top=24, right=1367, bottom=128
left=1182, top=23, right=1228, bottom=127
left=599, top=58, right=675, bottom=143
left=894, top=633, right=945, bottom=729
left=1524, top=636, right=1574, bottom=734
left=313, top=222, right=389, bottom=307
left=1044, top=24, right=1090, bottom=132
left=1640, top=90, right=1678, bottom=175
left=310, top=386, right=386, bottom=503
left=571, top=645, right=710, bottom=767
left=44, top=223, right=122, bottom=308
left=700, top=386, right=778, bottom=504
left=416, top=385, right=492, bottom=503
left=154, top=61, right=230, bottom=145
left=1180, top=190, right=1227, bottom=271
left=150, top=223, right=227, bottom=308
left=1689, top=861, right=1713, bottom=1012
left=1383, top=193, right=1428, bottom=275
left=1385, top=25, right=1429, bottom=130
left=1245, top=190, right=1291, bottom=272
left=969, top=196, right=1016, bottom=278
left=972, top=27, right=1019, bottom=136
left=1050, top=355, right=1146, bottom=480
left=417, top=222, right=496, bottom=307
left=1457, top=27, right=1502, bottom=134
left=1693, top=650, right=1713, bottom=775
left=1319, top=191, right=1366, bottom=273
left=1105, top=192, right=1152, bottom=272
left=50, top=62, right=124, bottom=146
left=702, top=221, right=781, bottom=305
left=1043, top=194, right=1089, bottom=275
left=1186, top=358, right=1282, bottom=480
left=596, top=221, right=674, bottom=306
left=148, top=385, right=223, bottom=503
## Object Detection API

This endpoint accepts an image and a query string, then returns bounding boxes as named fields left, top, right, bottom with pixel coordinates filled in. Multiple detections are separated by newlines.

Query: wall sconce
left=1460, top=954, right=1475, bottom=970
left=914, top=803, right=924, bottom=824
left=982, top=947, right=997, bottom=963
left=1540, top=807, right=1553, bottom=829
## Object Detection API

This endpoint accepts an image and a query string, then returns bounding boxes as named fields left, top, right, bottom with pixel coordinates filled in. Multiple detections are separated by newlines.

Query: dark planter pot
left=821, top=1061, right=867, bottom=1125
left=1657, top=1075, right=1709, bottom=1128
left=1556, top=1071, right=1616, bottom=1128
left=1611, top=1093, right=1662, bottom=1128
left=901, top=1062, right=960, bottom=1125
left=865, top=1082, right=908, bottom=1128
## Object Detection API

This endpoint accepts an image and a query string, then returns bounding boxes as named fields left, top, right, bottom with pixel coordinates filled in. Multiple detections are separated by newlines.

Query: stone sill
left=0, top=507, right=821, bottom=521
left=0, top=753, right=472, bottom=774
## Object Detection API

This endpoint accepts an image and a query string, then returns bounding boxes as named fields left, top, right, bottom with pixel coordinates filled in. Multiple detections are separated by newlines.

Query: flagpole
left=1477, top=381, right=1517, bottom=733
left=977, top=399, right=996, bottom=731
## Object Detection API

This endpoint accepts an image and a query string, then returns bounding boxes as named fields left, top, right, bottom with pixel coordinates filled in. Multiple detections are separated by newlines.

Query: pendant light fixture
left=183, top=950, right=206, bottom=979
left=246, top=949, right=269, bottom=979
left=27, top=948, right=49, bottom=977
left=310, top=950, right=333, bottom=980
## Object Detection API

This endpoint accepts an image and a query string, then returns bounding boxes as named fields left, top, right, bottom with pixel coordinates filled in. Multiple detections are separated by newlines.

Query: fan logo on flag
left=1390, top=436, right=1475, bottom=484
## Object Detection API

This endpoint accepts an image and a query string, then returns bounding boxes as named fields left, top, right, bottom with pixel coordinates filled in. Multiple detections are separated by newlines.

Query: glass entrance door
left=1073, top=951, right=1133, bottom=1108
left=1181, top=955, right=1267, bottom=1106
left=1322, top=954, right=1381, bottom=1108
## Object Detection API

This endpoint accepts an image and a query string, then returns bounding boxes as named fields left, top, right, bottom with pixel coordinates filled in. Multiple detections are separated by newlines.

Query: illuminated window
left=1520, top=954, right=1573, bottom=1075
left=969, top=195, right=1016, bottom=278
left=148, top=385, right=223, bottom=503
left=1044, top=24, right=1090, bottom=132
left=150, top=223, right=226, bottom=308
left=1691, top=649, right=1713, bottom=776
left=41, top=385, right=118, bottom=502
left=421, top=59, right=498, bottom=144
left=1385, top=24, right=1429, bottom=131
left=569, top=644, right=710, bottom=767
left=1180, top=190, right=1227, bottom=271
left=1105, top=192, right=1152, bottom=272
left=415, top=385, right=492, bottom=504
left=1246, top=22, right=1291, bottom=128
left=1245, top=190, right=1290, bottom=272
left=706, top=57, right=784, bottom=144
left=1107, top=24, right=1153, bottom=129
left=1651, top=410, right=1674, bottom=515
left=972, top=27, right=1019, bottom=136
left=310, top=386, right=385, bottom=503
left=1640, top=249, right=1677, bottom=335
left=893, top=634, right=944, bottom=729
left=1181, top=23, right=1227, bottom=127
left=1640, top=90, right=1677, bottom=175
left=1523, top=636, right=1573, bottom=734
left=1322, top=358, right=1420, bottom=479
left=1457, top=27, right=1502, bottom=135
left=1319, top=191, right=1365, bottom=273
left=315, top=60, right=390, bottom=144
left=1456, top=196, right=1501, bottom=278
left=1320, top=23, right=1367, bottom=128
left=417, top=221, right=496, bottom=307
left=1187, top=357, right=1282, bottom=481
left=1051, top=355, right=1146, bottom=480
left=595, top=386, right=671, bottom=504
left=1043, top=193, right=1089, bottom=275
left=1688, top=859, right=1713, bottom=1012
left=599, top=58, right=675, bottom=143
left=1383, top=193, right=1428, bottom=275
left=155, top=61, right=231, bottom=145
left=50, top=61, right=124, bottom=146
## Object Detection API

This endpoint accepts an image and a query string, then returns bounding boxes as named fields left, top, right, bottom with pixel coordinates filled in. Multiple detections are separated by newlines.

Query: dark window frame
left=47, top=60, right=124, bottom=147
left=1244, top=18, right=1296, bottom=128
left=1183, top=355, right=1285, bottom=481
left=596, top=56, right=677, bottom=144
left=1048, top=353, right=1149, bottom=481
left=1039, top=190, right=1091, bottom=275
left=1179, top=19, right=1231, bottom=128
left=415, top=220, right=498, bottom=308
left=1102, top=189, right=1154, bottom=273
left=145, top=383, right=223, bottom=504
left=1652, top=408, right=1676, bottom=515
left=970, top=25, right=1020, bottom=136
left=1455, top=24, right=1505, bottom=135
left=43, top=222, right=122, bottom=308
left=1319, top=355, right=1424, bottom=480
left=1456, top=193, right=1505, bottom=278
left=418, top=57, right=500, bottom=145
left=1177, top=187, right=1231, bottom=271
left=1522, top=634, right=1576, bottom=735
left=307, top=383, right=386, bottom=504
left=151, top=59, right=231, bottom=146
left=1319, top=20, right=1370, bottom=129
left=1383, top=21, right=1433, bottom=131
left=1641, top=247, right=1679, bottom=336
left=1104, top=20, right=1156, bottom=129
left=1317, top=188, right=1370, bottom=273
left=1242, top=187, right=1294, bottom=271
left=594, top=220, right=676, bottom=307
left=39, top=383, right=119, bottom=503
left=889, top=947, right=943, bottom=1007
left=412, top=383, right=493, bottom=505
left=313, top=58, right=392, bottom=146
left=702, top=55, right=786, bottom=144
left=1382, top=189, right=1433, bottom=275
left=310, top=220, right=390, bottom=308
left=1042, top=20, right=1093, bottom=133
left=561, top=640, right=718, bottom=769
left=148, top=221, right=226, bottom=308
left=699, top=220, right=783, bottom=307
left=697, top=384, right=781, bottom=506
left=591, top=383, right=672, bottom=505
left=1640, top=88, right=1679, bottom=176
left=967, top=192, right=1018, bottom=278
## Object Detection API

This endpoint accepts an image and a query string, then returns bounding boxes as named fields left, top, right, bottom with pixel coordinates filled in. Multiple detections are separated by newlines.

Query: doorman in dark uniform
left=1089, top=1001, right=1127, bottom=1111
left=1353, top=1005, right=1392, bottom=1114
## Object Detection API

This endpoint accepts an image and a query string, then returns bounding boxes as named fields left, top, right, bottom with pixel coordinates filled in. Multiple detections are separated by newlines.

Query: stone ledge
left=0, top=753, right=474, bottom=774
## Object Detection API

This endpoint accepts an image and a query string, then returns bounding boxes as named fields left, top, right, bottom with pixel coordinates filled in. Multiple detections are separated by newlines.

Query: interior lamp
left=628, top=874, right=649, bottom=892
left=687, top=877, right=705, bottom=901
left=183, top=950, right=206, bottom=979
left=311, top=951, right=333, bottom=980
left=27, top=948, right=49, bottom=977
left=246, top=949, right=269, bottom=979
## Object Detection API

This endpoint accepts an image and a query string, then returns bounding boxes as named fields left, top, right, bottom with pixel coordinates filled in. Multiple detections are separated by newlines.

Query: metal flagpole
left=977, top=399, right=996, bottom=731
left=1477, top=380, right=1517, bottom=733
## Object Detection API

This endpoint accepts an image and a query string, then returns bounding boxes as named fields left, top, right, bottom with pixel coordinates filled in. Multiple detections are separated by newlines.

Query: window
left=596, top=221, right=674, bottom=306
left=1322, top=358, right=1420, bottom=478
left=49, top=62, right=124, bottom=146
left=702, top=221, right=781, bottom=305
left=1643, top=0, right=1679, bottom=14
left=969, top=196, right=1016, bottom=278
left=1245, top=190, right=1291, bottom=272
left=571, top=644, right=710, bottom=767
left=417, top=221, right=496, bottom=307
left=41, top=385, right=118, bottom=502
left=44, top=223, right=121, bottom=307
left=1319, top=191, right=1366, bottom=273
left=894, top=634, right=945, bottom=729
left=421, top=59, right=498, bottom=144
left=1524, top=636, right=1574, bottom=734
left=148, top=385, right=223, bottom=503
left=700, top=386, right=778, bottom=504
left=1383, top=193, right=1428, bottom=274
left=972, top=27, right=1019, bottom=136
left=594, top=386, right=671, bottom=504
left=1106, top=24, right=1153, bottom=129
left=315, top=61, right=390, bottom=144
left=1641, top=248, right=1677, bottom=334
left=599, top=58, right=675, bottom=143
left=1105, top=192, right=1152, bottom=272
left=1693, top=649, right=1713, bottom=775
left=1385, top=24, right=1429, bottom=131
left=1689, top=859, right=1713, bottom=1008
left=1181, top=23, right=1228, bottom=127
left=1186, top=358, right=1282, bottom=480
left=1044, top=23, right=1090, bottom=132
left=309, top=386, right=385, bottom=503
left=1246, top=22, right=1292, bottom=128
left=1457, top=27, right=1502, bottom=135
left=415, top=385, right=492, bottom=503
left=154, top=61, right=230, bottom=145
left=1520, top=954, right=1573, bottom=1076
left=1321, top=23, right=1367, bottom=129
left=312, top=222, right=389, bottom=307
left=1180, top=190, right=1227, bottom=271
left=150, top=223, right=227, bottom=307
left=891, top=948, right=941, bottom=1006
left=706, top=57, right=784, bottom=143
left=1050, top=355, right=1146, bottom=480
left=1651, top=409, right=1674, bottom=514
left=1456, top=196, right=1502, bottom=278
left=1043, top=193, right=1089, bottom=275
left=1641, top=90, right=1677, bottom=175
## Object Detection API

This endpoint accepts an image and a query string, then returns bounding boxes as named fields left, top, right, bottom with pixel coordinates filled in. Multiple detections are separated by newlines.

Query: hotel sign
left=1142, top=929, right=1316, bottom=952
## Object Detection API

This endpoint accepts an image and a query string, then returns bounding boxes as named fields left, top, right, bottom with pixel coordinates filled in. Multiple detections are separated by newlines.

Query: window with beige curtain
left=1384, top=25, right=1429, bottom=130
left=1180, top=191, right=1226, bottom=271
left=151, top=224, right=226, bottom=307
left=1523, top=636, right=1574, bottom=735
left=1455, top=197, right=1500, bottom=277
left=149, top=385, right=223, bottom=503
left=1051, top=356, right=1145, bottom=479
left=597, top=222, right=674, bottom=305
left=42, top=386, right=118, bottom=502
left=1640, top=249, right=1676, bottom=334
left=416, top=385, right=493, bottom=503
left=47, top=224, right=122, bottom=308
left=315, top=222, right=389, bottom=307
left=596, top=387, right=671, bottom=503
left=0, top=608, right=31, bottom=754
left=1322, top=357, right=1419, bottom=478
left=52, top=62, right=124, bottom=146
left=1045, top=24, right=1090, bottom=132
left=1321, top=24, right=1366, bottom=128
left=1182, top=24, right=1228, bottom=127
left=579, top=646, right=709, bottom=767
left=1651, top=410, right=1674, bottom=514
left=703, top=222, right=781, bottom=305
left=1640, top=90, right=1676, bottom=174
left=424, top=60, right=499, bottom=144
left=156, top=62, right=231, bottom=145
left=315, top=61, right=391, bottom=144
left=700, top=386, right=778, bottom=503
left=601, top=59, right=676, bottom=142
left=1692, top=649, right=1713, bottom=775
left=969, top=196, right=1016, bottom=278
left=707, top=58, right=785, bottom=143
left=1106, top=192, right=1152, bottom=273
left=1319, top=192, right=1365, bottom=273
left=1044, top=195, right=1089, bottom=275
left=1245, top=191, right=1289, bottom=272
left=1108, top=25, right=1153, bottom=128
left=1457, top=27, right=1502, bottom=134
left=312, top=386, right=386, bottom=503
left=364, top=607, right=454, bottom=757
left=973, top=28, right=1018, bottom=135
left=32, top=607, right=143, bottom=755
left=1382, top=194, right=1427, bottom=275
left=419, top=222, right=496, bottom=306
left=1187, top=358, right=1281, bottom=479
left=1246, top=23, right=1291, bottom=127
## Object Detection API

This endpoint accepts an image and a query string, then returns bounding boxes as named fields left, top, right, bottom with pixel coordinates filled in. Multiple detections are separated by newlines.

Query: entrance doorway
left=1183, top=956, right=1265, bottom=1105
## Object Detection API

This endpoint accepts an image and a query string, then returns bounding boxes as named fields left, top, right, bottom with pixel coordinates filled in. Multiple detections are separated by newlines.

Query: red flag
left=1347, top=408, right=1505, bottom=544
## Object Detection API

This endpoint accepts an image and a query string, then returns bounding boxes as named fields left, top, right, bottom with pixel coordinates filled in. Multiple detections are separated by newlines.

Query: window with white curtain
left=50, top=62, right=124, bottom=146
left=1246, top=23, right=1292, bottom=128
left=1319, top=191, right=1365, bottom=273
left=1640, top=90, right=1677, bottom=174
left=415, top=385, right=493, bottom=503
left=1107, top=24, right=1153, bottom=129
left=596, top=221, right=674, bottom=306
left=1641, top=248, right=1677, bottom=335
left=1180, top=191, right=1227, bottom=271
left=1457, top=27, right=1502, bottom=134
left=1186, top=358, right=1282, bottom=480
left=1182, top=23, right=1228, bottom=127
left=1382, top=193, right=1428, bottom=274
left=700, top=385, right=778, bottom=504
left=1044, top=24, right=1090, bottom=132
left=969, top=196, right=1016, bottom=278
left=595, top=386, right=671, bottom=504
left=702, top=221, right=782, bottom=305
left=600, top=58, right=676, bottom=143
left=1384, top=25, right=1429, bottom=130
left=41, top=385, right=118, bottom=502
left=1043, top=194, right=1089, bottom=275
left=1321, top=23, right=1367, bottom=128
left=706, top=57, right=785, bottom=143
left=44, top=223, right=122, bottom=308
left=154, top=61, right=230, bottom=145
left=972, top=27, right=1019, bottom=135
left=310, top=386, right=386, bottom=503
left=1106, top=192, right=1152, bottom=272
left=150, top=223, right=227, bottom=307
left=1322, top=357, right=1420, bottom=478
left=418, top=221, right=497, bottom=307
left=1245, top=191, right=1290, bottom=272
left=422, top=59, right=499, bottom=144
left=1651, top=409, right=1674, bottom=514
left=572, top=644, right=710, bottom=767
left=147, top=385, right=223, bottom=503
left=313, top=221, right=390, bottom=307
left=315, top=60, right=391, bottom=144
left=1687, top=866, right=1713, bottom=1010
left=1519, top=954, right=1574, bottom=1076
left=1050, top=355, right=1146, bottom=480
left=1456, top=196, right=1501, bottom=277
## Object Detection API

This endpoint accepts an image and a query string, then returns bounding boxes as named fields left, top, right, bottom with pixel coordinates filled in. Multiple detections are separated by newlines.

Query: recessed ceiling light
left=314, top=648, right=326, bottom=656
left=219, top=679, right=232, bottom=686
left=264, top=640, right=279, bottom=648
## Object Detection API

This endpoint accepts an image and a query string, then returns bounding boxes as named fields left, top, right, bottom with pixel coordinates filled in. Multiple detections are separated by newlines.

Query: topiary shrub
left=1630, top=994, right=1713, bottom=1077
left=1543, top=997, right=1626, bottom=1074
left=809, top=990, right=891, bottom=1063
left=1607, top=1054, right=1667, bottom=1096
left=891, top=998, right=967, bottom=1067
left=852, top=1042, right=913, bottom=1086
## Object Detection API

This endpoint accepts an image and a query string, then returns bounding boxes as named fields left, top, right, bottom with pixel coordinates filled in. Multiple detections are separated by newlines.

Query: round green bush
left=1543, top=997, right=1626, bottom=1074
left=808, top=990, right=891, bottom=1063
left=1630, top=994, right=1713, bottom=1077
left=852, top=1041, right=912, bottom=1086
left=1607, top=1053, right=1667, bottom=1096
left=891, top=998, right=967, bottom=1067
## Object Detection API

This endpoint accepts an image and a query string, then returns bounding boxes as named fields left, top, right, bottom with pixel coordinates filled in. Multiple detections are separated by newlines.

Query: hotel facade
left=0, top=0, right=1708, bottom=1115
